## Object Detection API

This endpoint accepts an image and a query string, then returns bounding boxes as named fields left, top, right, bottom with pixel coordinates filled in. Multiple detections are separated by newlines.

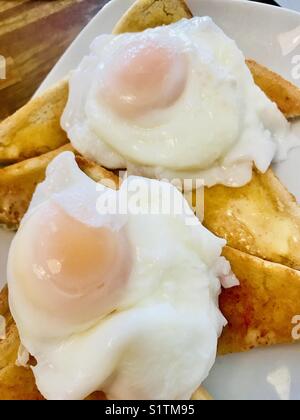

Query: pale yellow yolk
left=17, top=203, right=132, bottom=322
left=37, top=206, right=122, bottom=296
left=101, top=41, right=188, bottom=118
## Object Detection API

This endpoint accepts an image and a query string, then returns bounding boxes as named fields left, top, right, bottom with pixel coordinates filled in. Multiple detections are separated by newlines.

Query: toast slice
left=0, top=289, right=42, bottom=399
left=0, top=288, right=19, bottom=371
left=203, top=169, right=300, bottom=270
left=247, top=59, right=300, bottom=119
left=218, top=246, right=300, bottom=354
left=0, top=145, right=119, bottom=230
left=0, top=80, right=69, bottom=165
left=112, top=0, right=193, bottom=34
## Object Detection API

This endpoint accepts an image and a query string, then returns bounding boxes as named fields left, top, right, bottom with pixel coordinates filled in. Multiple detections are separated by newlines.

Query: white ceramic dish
left=3, top=0, right=300, bottom=400
left=277, top=0, right=300, bottom=13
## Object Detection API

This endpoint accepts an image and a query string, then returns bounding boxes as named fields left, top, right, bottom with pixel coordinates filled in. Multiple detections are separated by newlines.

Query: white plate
left=4, top=0, right=300, bottom=400
left=277, top=0, right=300, bottom=13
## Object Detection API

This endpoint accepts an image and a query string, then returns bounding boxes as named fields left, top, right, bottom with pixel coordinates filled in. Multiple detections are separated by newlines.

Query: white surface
left=5, top=0, right=300, bottom=400
left=277, top=0, right=300, bottom=13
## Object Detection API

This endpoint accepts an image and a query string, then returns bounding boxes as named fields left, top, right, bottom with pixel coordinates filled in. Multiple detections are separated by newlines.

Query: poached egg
left=8, top=152, right=229, bottom=400
left=61, top=17, right=297, bottom=188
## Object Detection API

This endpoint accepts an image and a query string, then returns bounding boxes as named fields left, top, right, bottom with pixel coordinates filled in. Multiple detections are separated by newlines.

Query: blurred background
left=0, top=0, right=298, bottom=121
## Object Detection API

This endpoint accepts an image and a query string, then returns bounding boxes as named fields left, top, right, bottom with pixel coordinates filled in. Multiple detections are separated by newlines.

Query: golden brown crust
left=0, top=287, right=19, bottom=372
left=0, top=287, right=9, bottom=316
left=0, top=319, right=19, bottom=372
left=218, top=246, right=300, bottom=355
left=247, top=59, right=300, bottom=119
left=0, top=146, right=119, bottom=230
left=75, top=155, right=120, bottom=189
left=191, top=386, right=213, bottom=401
left=204, top=169, right=300, bottom=270
left=0, top=145, right=73, bottom=230
left=0, top=79, right=69, bottom=164
left=0, top=365, right=44, bottom=401
left=113, top=0, right=192, bottom=34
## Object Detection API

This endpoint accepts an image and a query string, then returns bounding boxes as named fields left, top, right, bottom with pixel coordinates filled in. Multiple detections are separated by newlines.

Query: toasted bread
left=0, top=145, right=119, bottom=230
left=0, top=80, right=69, bottom=164
left=218, top=246, right=300, bottom=354
left=0, top=364, right=44, bottom=401
left=191, top=386, right=213, bottom=401
left=247, top=59, right=300, bottom=119
left=203, top=169, right=300, bottom=270
left=113, top=0, right=192, bottom=34
left=0, top=287, right=42, bottom=399
left=0, top=288, right=19, bottom=371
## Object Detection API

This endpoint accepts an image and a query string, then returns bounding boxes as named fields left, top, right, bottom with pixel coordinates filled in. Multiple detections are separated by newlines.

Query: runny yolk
left=100, top=41, right=188, bottom=119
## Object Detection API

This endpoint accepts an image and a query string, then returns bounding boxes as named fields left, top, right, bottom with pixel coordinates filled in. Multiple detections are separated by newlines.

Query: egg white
left=8, top=152, right=227, bottom=400
left=61, top=17, right=297, bottom=188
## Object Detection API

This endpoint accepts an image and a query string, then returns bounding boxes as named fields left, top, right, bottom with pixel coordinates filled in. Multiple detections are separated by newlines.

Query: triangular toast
left=0, top=80, right=69, bottom=164
left=203, top=169, right=300, bottom=270
left=219, top=246, right=300, bottom=354
left=112, top=0, right=193, bottom=34
left=247, top=59, right=300, bottom=119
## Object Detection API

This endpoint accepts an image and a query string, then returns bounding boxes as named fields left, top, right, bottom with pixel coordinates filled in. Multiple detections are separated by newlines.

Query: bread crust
left=219, top=246, right=300, bottom=354
left=204, top=169, right=300, bottom=270
left=113, top=0, right=192, bottom=34
left=0, top=145, right=119, bottom=230
left=247, top=59, right=300, bottom=119
left=0, top=80, right=69, bottom=164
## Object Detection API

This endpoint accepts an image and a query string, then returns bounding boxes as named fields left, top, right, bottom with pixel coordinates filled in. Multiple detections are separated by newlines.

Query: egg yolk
left=39, top=212, right=121, bottom=296
left=100, top=41, right=188, bottom=119
left=19, top=203, right=132, bottom=321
